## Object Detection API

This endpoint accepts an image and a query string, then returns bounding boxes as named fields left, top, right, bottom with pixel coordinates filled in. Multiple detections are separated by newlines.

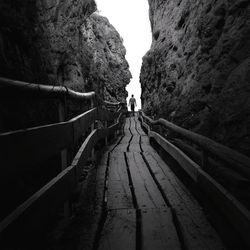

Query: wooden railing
left=0, top=78, right=126, bottom=245
left=0, top=77, right=96, bottom=100
left=139, top=111, right=250, bottom=247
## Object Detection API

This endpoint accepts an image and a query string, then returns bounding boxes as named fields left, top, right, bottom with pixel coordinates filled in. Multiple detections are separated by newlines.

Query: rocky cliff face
left=0, top=0, right=131, bottom=131
left=141, top=0, right=250, bottom=155
left=81, top=13, right=131, bottom=102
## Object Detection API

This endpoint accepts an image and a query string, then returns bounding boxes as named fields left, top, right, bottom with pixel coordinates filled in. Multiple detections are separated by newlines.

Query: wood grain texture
left=98, top=209, right=136, bottom=250
left=140, top=135, right=155, bottom=153
left=129, top=117, right=137, bottom=135
left=143, top=151, right=225, bottom=250
left=126, top=152, right=166, bottom=209
left=129, top=135, right=141, bottom=152
left=107, top=153, right=133, bottom=209
left=141, top=208, right=181, bottom=250
left=150, top=131, right=200, bottom=181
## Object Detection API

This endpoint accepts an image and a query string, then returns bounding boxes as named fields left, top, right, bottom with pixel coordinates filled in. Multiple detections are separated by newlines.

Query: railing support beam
left=58, top=99, right=71, bottom=217
left=91, top=98, right=95, bottom=164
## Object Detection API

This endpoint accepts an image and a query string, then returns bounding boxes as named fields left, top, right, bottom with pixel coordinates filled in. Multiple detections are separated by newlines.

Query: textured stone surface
left=0, top=0, right=131, bottom=131
left=140, top=0, right=250, bottom=155
left=81, top=14, right=131, bottom=102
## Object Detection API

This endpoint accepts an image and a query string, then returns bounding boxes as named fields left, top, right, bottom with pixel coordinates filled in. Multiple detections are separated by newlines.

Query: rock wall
left=140, top=0, right=250, bottom=155
left=81, top=14, right=131, bottom=102
left=0, top=0, right=131, bottom=131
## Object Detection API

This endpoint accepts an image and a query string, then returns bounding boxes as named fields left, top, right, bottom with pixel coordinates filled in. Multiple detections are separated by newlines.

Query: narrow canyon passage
left=95, top=115, right=225, bottom=250
left=0, top=1, right=249, bottom=249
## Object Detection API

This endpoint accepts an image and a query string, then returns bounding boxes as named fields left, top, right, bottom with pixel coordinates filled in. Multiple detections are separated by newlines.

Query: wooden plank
left=140, top=135, right=155, bottom=153
left=95, top=152, right=109, bottom=240
left=150, top=131, right=200, bottom=181
left=143, top=151, right=225, bottom=249
left=141, top=208, right=181, bottom=250
left=107, top=153, right=133, bottom=209
left=126, top=152, right=166, bottom=209
left=135, top=117, right=146, bottom=136
left=107, top=181, right=133, bottom=210
left=129, top=135, right=141, bottom=152
left=120, top=135, right=131, bottom=144
left=108, top=136, right=124, bottom=153
left=123, top=118, right=131, bottom=137
left=108, top=153, right=127, bottom=181
left=198, top=168, right=250, bottom=248
left=98, top=209, right=136, bottom=250
left=96, top=153, right=109, bottom=227
left=112, top=134, right=131, bottom=153
left=130, top=117, right=137, bottom=135
left=112, top=144, right=128, bottom=153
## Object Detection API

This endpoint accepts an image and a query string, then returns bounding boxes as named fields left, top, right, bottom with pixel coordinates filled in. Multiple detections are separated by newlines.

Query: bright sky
left=95, top=0, right=152, bottom=110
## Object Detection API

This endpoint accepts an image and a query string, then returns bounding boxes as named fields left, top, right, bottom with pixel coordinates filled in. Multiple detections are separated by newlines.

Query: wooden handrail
left=0, top=76, right=128, bottom=246
left=0, top=107, right=126, bottom=174
left=140, top=111, right=250, bottom=179
left=139, top=112, right=250, bottom=247
left=0, top=105, right=127, bottom=244
left=103, top=100, right=121, bottom=106
left=0, top=108, right=97, bottom=173
left=0, top=77, right=95, bottom=100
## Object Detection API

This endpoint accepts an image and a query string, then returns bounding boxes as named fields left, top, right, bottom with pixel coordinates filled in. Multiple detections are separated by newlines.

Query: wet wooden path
left=96, top=114, right=225, bottom=250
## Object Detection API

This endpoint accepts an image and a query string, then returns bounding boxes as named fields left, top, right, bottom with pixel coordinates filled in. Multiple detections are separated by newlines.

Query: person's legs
left=131, top=104, right=134, bottom=116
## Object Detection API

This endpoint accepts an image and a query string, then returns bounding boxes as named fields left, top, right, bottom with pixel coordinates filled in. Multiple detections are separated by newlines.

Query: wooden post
left=91, top=98, right=95, bottom=163
left=58, top=98, right=70, bottom=217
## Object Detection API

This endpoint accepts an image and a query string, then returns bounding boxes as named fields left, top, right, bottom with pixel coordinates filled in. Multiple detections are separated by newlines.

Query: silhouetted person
left=128, top=94, right=137, bottom=116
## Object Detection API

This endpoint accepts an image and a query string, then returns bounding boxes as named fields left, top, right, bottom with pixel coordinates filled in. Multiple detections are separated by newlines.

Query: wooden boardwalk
left=96, top=114, right=226, bottom=250
left=1, top=78, right=250, bottom=249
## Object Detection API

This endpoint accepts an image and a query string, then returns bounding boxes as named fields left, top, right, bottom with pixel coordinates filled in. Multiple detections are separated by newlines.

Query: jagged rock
left=0, top=0, right=131, bottom=131
left=140, top=0, right=250, bottom=155
left=80, top=14, right=131, bottom=102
